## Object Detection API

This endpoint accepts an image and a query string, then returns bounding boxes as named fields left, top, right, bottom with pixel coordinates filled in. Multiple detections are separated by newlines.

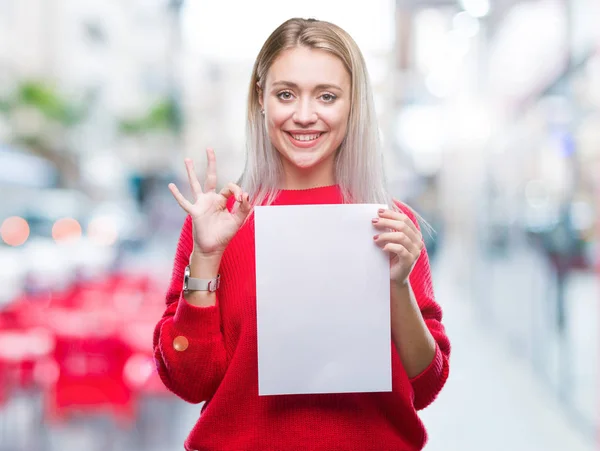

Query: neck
left=280, top=159, right=335, bottom=190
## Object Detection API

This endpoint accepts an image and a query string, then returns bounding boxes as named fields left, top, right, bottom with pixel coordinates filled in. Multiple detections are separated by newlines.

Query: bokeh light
left=88, top=216, right=119, bottom=246
left=1, top=216, right=30, bottom=246
left=52, top=218, right=82, bottom=243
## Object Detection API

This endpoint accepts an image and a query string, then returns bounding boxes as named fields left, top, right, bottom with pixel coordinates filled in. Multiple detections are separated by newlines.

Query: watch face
left=183, top=265, right=190, bottom=290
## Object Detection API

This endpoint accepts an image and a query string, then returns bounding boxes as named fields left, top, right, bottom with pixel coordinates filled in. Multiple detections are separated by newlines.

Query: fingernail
left=378, top=208, right=385, bottom=214
left=372, top=218, right=379, bottom=223
left=373, top=234, right=379, bottom=240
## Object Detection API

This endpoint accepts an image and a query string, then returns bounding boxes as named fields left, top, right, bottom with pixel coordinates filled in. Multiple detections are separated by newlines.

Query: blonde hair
left=238, top=18, right=426, bottom=227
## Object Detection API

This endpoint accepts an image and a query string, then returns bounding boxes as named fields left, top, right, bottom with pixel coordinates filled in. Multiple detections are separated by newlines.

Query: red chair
left=0, top=303, right=55, bottom=392
left=43, top=308, right=136, bottom=426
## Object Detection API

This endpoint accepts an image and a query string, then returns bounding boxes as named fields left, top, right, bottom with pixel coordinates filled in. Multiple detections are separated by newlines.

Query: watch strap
left=184, top=265, right=220, bottom=292
left=186, top=274, right=220, bottom=292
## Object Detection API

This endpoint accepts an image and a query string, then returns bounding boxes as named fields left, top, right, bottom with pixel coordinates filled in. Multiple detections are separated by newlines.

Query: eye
left=321, top=93, right=337, bottom=103
left=276, top=90, right=294, bottom=101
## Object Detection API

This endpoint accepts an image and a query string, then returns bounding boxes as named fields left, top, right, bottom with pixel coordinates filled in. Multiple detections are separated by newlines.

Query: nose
left=292, top=99, right=317, bottom=126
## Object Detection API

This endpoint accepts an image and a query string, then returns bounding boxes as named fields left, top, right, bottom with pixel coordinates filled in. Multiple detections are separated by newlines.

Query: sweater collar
left=271, top=184, right=343, bottom=205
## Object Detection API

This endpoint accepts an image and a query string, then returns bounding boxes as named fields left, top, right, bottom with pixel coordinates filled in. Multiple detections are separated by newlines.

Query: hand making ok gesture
left=168, top=148, right=252, bottom=258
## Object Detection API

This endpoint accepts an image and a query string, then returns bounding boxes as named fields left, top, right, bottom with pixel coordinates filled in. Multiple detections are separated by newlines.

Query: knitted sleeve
left=396, top=202, right=451, bottom=411
left=152, top=215, right=227, bottom=404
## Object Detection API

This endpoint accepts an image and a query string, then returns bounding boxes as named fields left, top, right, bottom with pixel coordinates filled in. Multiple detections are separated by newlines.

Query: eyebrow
left=271, top=81, right=343, bottom=91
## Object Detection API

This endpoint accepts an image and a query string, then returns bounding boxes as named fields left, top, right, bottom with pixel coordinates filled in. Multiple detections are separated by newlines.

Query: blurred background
left=0, top=0, right=598, bottom=450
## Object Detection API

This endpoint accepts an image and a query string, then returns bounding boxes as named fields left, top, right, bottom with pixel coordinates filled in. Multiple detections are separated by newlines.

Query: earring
left=260, top=109, right=265, bottom=115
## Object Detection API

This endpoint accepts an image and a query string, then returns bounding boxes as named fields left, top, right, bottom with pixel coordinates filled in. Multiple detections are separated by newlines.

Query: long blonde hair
left=238, top=18, right=408, bottom=215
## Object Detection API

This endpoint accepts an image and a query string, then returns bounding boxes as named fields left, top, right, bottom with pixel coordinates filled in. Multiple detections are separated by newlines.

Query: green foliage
left=118, top=97, right=180, bottom=135
left=0, top=98, right=9, bottom=114
left=0, top=80, right=86, bottom=126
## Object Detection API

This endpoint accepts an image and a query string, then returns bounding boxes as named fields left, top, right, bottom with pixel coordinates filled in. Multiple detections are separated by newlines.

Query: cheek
left=266, top=106, right=291, bottom=131
left=324, top=109, right=349, bottom=137
left=325, top=102, right=349, bottom=124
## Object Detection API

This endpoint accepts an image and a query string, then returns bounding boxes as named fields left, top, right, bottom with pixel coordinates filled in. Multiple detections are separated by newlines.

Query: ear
left=256, top=82, right=263, bottom=110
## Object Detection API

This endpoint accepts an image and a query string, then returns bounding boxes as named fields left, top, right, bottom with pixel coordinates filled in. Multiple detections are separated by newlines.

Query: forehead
left=266, top=46, right=350, bottom=88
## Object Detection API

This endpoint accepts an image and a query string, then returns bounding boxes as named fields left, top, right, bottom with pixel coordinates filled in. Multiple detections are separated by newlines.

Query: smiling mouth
left=286, top=132, right=324, bottom=142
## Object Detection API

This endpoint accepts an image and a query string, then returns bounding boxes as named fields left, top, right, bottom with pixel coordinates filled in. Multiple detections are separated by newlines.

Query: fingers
left=380, top=242, right=411, bottom=257
left=204, top=148, right=218, bottom=192
left=381, top=242, right=419, bottom=281
left=219, top=183, right=251, bottom=223
left=377, top=208, right=419, bottom=235
left=373, top=231, right=421, bottom=256
left=219, top=182, right=244, bottom=201
left=184, top=158, right=203, bottom=201
left=168, top=183, right=194, bottom=213
left=372, top=216, right=421, bottom=246
left=372, top=208, right=424, bottom=259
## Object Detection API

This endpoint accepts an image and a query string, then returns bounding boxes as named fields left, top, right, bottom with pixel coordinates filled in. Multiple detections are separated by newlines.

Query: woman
left=153, top=17, right=450, bottom=451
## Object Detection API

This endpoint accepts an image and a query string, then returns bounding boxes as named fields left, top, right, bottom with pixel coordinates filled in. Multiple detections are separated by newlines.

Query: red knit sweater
left=153, top=185, right=450, bottom=451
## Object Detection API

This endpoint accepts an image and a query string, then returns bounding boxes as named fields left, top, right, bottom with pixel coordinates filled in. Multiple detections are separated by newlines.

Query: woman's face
left=260, top=46, right=351, bottom=185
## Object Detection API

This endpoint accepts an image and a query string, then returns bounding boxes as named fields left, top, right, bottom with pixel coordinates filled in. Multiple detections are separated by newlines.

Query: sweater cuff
left=172, top=291, right=222, bottom=338
left=409, top=342, right=444, bottom=389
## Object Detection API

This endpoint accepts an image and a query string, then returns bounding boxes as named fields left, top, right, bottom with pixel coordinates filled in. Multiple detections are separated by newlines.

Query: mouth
left=285, top=132, right=326, bottom=148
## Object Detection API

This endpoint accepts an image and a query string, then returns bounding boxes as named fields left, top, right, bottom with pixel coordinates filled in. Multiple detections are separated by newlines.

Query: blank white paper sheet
left=254, top=203, right=391, bottom=396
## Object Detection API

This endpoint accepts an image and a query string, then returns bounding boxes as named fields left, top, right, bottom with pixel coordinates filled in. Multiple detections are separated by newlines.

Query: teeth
left=291, top=133, right=320, bottom=141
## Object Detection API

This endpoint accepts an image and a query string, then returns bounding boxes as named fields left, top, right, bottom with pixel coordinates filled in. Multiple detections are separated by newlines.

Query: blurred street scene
left=1, top=0, right=599, bottom=450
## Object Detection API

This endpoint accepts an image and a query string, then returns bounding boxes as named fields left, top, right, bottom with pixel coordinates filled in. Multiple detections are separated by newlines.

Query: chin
left=287, top=151, right=328, bottom=169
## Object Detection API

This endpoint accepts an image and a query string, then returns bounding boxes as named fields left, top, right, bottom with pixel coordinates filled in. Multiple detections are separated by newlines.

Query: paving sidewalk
left=420, top=247, right=596, bottom=451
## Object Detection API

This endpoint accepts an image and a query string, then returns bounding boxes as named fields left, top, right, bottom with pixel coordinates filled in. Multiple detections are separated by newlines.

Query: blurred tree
left=117, top=97, right=181, bottom=135
left=17, top=82, right=83, bottom=125
left=0, top=81, right=89, bottom=187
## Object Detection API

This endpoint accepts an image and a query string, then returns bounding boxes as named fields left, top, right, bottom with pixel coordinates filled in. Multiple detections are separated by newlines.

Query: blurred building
left=0, top=0, right=184, bottom=198
left=392, top=0, right=600, bottom=440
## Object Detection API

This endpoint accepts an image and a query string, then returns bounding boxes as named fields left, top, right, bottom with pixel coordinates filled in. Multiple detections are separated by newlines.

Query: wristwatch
left=183, top=265, right=221, bottom=293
